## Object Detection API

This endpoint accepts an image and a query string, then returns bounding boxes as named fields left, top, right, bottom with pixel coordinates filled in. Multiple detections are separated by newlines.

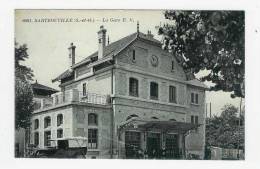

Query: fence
left=210, top=146, right=244, bottom=160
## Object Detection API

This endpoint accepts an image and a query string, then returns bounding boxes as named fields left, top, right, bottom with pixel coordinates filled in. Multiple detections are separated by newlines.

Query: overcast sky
left=15, top=10, right=242, bottom=115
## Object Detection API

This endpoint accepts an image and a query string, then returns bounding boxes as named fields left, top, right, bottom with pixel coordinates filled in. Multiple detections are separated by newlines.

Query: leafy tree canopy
left=15, top=42, right=34, bottom=81
left=15, top=42, right=34, bottom=129
left=158, top=11, right=244, bottom=98
left=206, top=104, right=244, bottom=149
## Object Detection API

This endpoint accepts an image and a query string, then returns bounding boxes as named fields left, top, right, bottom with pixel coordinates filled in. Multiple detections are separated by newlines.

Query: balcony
left=33, top=89, right=110, bottom=111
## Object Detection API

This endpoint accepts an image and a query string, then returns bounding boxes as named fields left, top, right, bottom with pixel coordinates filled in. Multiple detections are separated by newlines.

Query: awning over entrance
left=118, top=118, right=200, bottom=134
left=138, top=121, right=199, bottom=133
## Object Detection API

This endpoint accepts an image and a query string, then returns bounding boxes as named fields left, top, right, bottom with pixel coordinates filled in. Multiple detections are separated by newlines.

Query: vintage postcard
left=14, top=9, right=245, bottom=160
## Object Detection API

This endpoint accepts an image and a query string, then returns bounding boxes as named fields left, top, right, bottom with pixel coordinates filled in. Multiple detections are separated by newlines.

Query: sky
left=15, top=9, right=242, bottom=116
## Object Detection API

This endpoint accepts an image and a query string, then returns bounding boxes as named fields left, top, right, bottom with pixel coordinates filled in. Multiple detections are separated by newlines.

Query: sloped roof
left=53, top=31, right=161, bottom=82
left=73, top=32, right=161, bottom=68
left=52, top=69, right=73, bottom=82
left=187, top=79, right=208, bottom=89
left=32, top=81, right=59, bottom=92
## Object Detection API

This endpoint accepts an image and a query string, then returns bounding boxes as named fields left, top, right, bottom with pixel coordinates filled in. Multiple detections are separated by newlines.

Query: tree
left=15, top=42, right=34, bottom=129
left=205, top=104, right=244, bottom=149
left=158, top=11, right=244, bottom=98
left=15, top=42, right=34, bottom=81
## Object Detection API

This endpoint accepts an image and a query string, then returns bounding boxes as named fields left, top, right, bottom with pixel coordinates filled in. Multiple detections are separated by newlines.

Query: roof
left=187, top=79, right=209, bottom=89
left=52, top=69, right=73, bottom=83
left=119, top=117, right=199, bottom=133
left=73, top=32, right=161, bottom=68
left=32, top=81, right=59, bottom=93
left=53, top=31, right=161, bottom=82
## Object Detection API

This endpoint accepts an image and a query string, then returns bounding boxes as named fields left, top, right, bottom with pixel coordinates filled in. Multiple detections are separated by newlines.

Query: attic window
left=132, top=50, right=136, bottom=62
left=171, top=60, right=175, bottom=71
left=91, top=57, right=98, bottom=62
left=83, top=83, right=87, bottom=96
left=151, top=116, right=159, bottom=120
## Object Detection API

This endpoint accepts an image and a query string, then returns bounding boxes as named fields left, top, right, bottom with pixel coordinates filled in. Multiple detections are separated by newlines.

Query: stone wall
left=31, top=105, right=73, bottom=149
left=72, top=104, right=112, bottom=159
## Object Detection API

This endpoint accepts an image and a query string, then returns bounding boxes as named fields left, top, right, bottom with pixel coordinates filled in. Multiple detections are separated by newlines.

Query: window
left=129, top=78, right=139, bottom=97
left=171, top=60, right=175, bottom=71
left=191, top=115, right=199, bottom=132
left=191, top=93, right=199, bottom=104
left=88, top=113, right=98, bottom=126
left=132, top=50, right=136, bottom=62
left=195, top=116, right=199, bottom=125
left=150, top=82, right=158, bottom=100
left=191, top=115, right=194, bottom=124
left=34, top=119, right=39, bottom=130
left=57, top=129, right=63, bottom=138
left=44, top=131, right=51, bottom=147
left=88, top=129, right=98, bottom=149
left=44, top=116, right=51, bottom=128
left=151, top=116, right=159, bottom=120
left=55, top=95, right=59, bottom=104
left=165, top=134, right=178, bottom=150
left=195, top=94, right=199, bottom=104
left=83, top=83, right=87, bottom=96
left=57, top=114, right=63, bottom=126
left=191, top=115, right=199, bottom=125
left=34, top=132, right=39, bottom=146
left=126, top=114, right=139, bottom=121
left=125, top=131, right=141, bottom=158
left=169, top=86, right=177, bottom=103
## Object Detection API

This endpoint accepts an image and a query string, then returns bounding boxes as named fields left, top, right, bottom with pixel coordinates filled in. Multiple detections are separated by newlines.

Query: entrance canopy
left=118, top=118, right=200, bottom=134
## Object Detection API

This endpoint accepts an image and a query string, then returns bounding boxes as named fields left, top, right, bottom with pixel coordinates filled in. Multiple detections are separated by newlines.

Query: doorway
left=146, top=132, right=161, bottom=158
left=165, top=134, right=180, bottom=159
left=125, top=131, right=141, bottom=159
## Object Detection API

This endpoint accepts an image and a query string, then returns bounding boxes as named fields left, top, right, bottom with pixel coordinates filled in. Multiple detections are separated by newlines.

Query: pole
left=206, top=103, right=208, bottom=124
left=237, top=97, right=243, bottom=159
left=210, top=102, right=211, bottom=118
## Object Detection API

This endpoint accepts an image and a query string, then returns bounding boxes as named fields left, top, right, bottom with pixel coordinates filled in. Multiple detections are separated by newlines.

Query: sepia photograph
left=14, top=9, right=245, bottom=160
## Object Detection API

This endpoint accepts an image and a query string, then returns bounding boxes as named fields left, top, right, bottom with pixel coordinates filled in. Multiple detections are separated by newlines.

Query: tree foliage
left=15, top=43, right=34, bottom=81
left=158, top=11, right=244, bottom=98
left=206, top=104, right=244, bottom=149
left=15, top=42, right=34, bottom=129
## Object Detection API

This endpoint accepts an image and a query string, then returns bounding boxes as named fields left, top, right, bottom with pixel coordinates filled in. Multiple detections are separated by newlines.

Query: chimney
left=147, top=30, right=154, bottom=39
left=97, top=25, right=107, bottom=59
left=68, top=43, right=76, bottom=67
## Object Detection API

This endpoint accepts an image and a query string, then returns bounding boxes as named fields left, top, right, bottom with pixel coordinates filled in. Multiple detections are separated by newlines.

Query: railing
left=33, top=97, right=53, bottom=111
left=79, top=91, right=109, bottom=105
left=33, top=89, right=110, bottom=111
